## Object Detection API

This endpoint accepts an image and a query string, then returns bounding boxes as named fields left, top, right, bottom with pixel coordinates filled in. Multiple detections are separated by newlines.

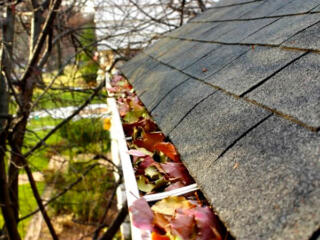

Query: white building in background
left=93, top=0, right=215, bottom=51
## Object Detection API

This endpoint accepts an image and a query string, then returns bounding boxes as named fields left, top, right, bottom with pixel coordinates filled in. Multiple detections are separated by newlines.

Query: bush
left=49, top=161, right=114, bottom=223
left=59, top=118, right=110, bottom=153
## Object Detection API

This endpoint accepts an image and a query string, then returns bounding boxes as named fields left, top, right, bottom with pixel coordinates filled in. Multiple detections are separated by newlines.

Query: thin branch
left=24, top=79, right=107, bottom=159
left=98, top=202, right=128, bottom=240
left=19, top=163, right=100, bottom=222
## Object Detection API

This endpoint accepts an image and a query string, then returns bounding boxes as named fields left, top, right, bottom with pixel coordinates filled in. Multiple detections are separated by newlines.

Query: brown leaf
left=170, top=212, right=195, bottom=240
left=160, top=162, right=193, bottom=185
left=154, top=142, right=180, bottom=162
left=134, top=131, right=165, bottom=152
left=151, top=196, right=195, bottom=216
left=123, top=119, right=158, bottom=136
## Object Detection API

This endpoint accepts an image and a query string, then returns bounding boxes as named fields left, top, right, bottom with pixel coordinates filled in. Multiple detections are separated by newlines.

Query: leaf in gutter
left=160, top=162, right=193, bottom=185
left=137, top=175, right=156, bottom=193
left=165, top=181, right=185, bottom=191
left=129, top=197, right=154, bottom=231
left=151, top=232, right=170, bottom=240
left=154, top=142, right=180, bottom=162
left=182, top=207, right=222, bottom=240
left=134, top=131, right=165, bottom=152
left=170, top=212, right=195, bottom=240
left=151, top=196, right=195, bottom=216
left=145, top=166, right=161, bottom=180
left=118, top=102, right=130, bottom=117
left=123, top=109, right=145, bottom=123
left=153, top=212, right=170, bottom=232
left=123, top=119, right=157, bottom=136
left=128, top=149, right=148, bottom=157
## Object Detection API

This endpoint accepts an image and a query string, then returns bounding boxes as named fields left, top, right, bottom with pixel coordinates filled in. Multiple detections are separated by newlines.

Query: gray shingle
left=183, top=45, right=249, bottom=79
left=134, top=64, right=190, bottom=110
left=190, top=2, right=259, bottom=22
left=269, top=0, right=320, bottom=16
left=144, top=38, right=182, bottom=59
left=240, top=0, right=294, bottom=18
left=157, top=40, right=198, bottom=63
left=169, top=91, right=270, bottom=171
left=194, top=116, right=320, bottom=240
left=166, top=42, right=220, bottom=70
left=247, top=52, right=320, bottom=128
left=282, top=20, right=320, bottom=51
left=151, top=79, right=216, bottom=135
left=212, top=0, right=263, bottom=8
left=125, top=56, right=161, bottom=86
left=205, top=46, right=303, bottom=96
left=243, top=14, right=320, bottom=45
left=215, top=18, right=277, bottom=43
left=120, top=52, right=147, bottom=79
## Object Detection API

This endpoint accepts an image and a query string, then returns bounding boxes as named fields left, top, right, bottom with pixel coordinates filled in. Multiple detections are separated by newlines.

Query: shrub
left=59, top=118, right=110, bottom=153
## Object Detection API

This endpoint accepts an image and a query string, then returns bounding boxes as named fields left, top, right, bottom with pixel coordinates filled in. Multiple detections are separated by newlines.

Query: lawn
left=0, top=182, right=45, bottom=238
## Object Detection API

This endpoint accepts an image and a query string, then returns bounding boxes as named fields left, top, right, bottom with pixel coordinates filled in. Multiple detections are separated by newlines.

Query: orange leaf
left=151, top=232, right=170, bottom=240
left=134, top=132, right=165, bottom=152
left=154, top=142, right=180, bottom=162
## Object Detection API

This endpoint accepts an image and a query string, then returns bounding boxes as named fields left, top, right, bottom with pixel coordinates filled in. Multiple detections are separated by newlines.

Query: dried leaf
left=145, top=166, right=161, bottom=180
left=160, top=163, right=193, bottom=185
left=183, top=207, right=222, bottom=240
left=170, top=212, right=195, bottom=240
left=137, top=175, right=156, bottom=193
left=153, top=212, right=170, bottom=232
left=151, top=196, right=195, bottom=216
left=118, top=102, right=130, bottom=117
left=154, top=142, right=180, bottom=162
left=165, top=181, right=185, bottom=192
left=134, top=132, right=165, bottom=152
left=123, top=109, right=145, bottom=123
left=129, top=197, right=154, bottom=231
left=151, top=232, right=170, bottom=240
left=123, top=119, right=157, bottom=136
left=128, top=149, right=148, bottom=157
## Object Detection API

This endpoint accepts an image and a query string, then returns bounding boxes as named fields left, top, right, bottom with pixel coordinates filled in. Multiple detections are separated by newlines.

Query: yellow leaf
left=103, top=118, right=111, bottom=130
left=151, top=196, right=194, bottom=216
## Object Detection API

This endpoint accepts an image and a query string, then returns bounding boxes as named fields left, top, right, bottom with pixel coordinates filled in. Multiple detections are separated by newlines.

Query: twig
left=98, top=202, right=128, bottom=240
left=19, top=163, right=99, bottom=222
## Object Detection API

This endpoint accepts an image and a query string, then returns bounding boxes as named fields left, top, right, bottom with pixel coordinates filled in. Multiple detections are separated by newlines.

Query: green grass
left=24, top=119, right=64, bottom=172
left=33, top=90, right=106, bottom=110
left=0, top=182, right=45, bottom=238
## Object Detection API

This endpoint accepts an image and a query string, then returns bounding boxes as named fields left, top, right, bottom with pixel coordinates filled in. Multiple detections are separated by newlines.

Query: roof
left=120, top=0, right=320, bottom=239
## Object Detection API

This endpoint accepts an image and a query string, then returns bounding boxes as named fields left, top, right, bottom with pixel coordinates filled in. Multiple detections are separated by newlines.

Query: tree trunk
left=0, top=2, right=21, bottom=239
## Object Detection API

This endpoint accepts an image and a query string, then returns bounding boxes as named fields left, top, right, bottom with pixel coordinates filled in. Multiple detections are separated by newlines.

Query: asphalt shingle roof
left=120, top=0, right=320, bottom=239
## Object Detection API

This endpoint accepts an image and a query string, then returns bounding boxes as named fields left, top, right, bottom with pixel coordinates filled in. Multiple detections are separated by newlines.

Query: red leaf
left=151, top=232, right=170, bottom=240
left=123, top=119, right=158, bottom=136
left=118, top=102, right=130, bottom=117
left=134, top=132, right=165, bottom=152
left=165, top=181, right=185, bottom=191
left=160, top=163, right=193, bottom=185
left=136, top=156, right=162, bottom=175
left=170, top=212, right=195, bottom=240
left=154, top=142, right=180, bottom=162
left=183, top=207, right=222, bottom=240
left=129, top=198, right=154, bottom=231
left=112, top=75, right=123, bottom=83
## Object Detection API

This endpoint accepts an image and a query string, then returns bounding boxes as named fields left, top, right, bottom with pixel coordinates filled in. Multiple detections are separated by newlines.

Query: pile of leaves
left=108, top=74, right=230, bottom=240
